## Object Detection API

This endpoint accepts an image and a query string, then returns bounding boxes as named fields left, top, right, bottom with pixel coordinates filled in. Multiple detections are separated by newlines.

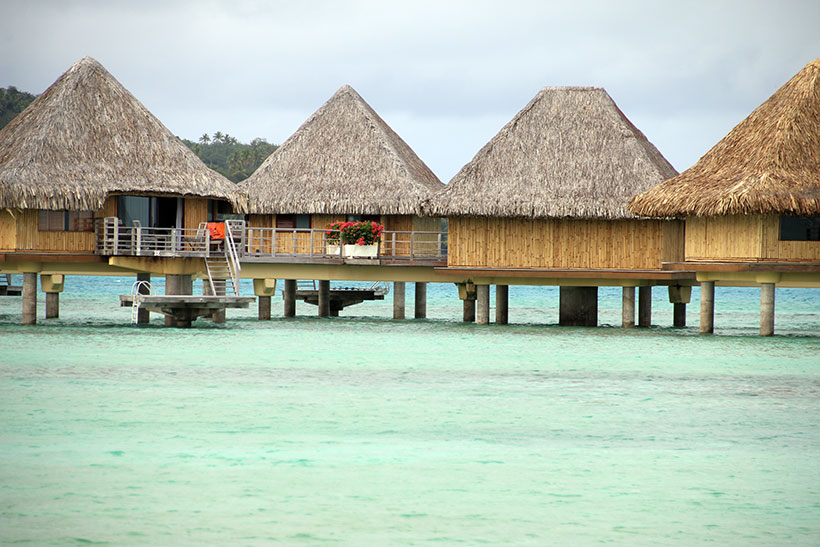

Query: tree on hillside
left=182, top=132, right=278, bottom=182
left=0, top=86, right=37, bottom=129
left=228, top=138, right=277, bottom=181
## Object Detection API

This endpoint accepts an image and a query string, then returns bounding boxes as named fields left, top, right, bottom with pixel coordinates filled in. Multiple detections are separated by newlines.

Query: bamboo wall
left=685, top=214, right=820, bottom=262
left=13, top=210, right=96, bottom=253
left=761, top=215, right=820, bottom=261
left=0, top=209, right=17, bottom=252
left=448, top=217, right=683, bottom=270
left=4, top=196, right=116, bottom=254
left=184, top=198, right=208, bottom=231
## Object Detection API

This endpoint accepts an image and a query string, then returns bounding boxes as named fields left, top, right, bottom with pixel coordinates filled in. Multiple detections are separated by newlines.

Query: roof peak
left=0, top=57, right=244, bottom=212
left=241, top=85, right=442, bottom=215
left=425, top=84, right=676, bottom=219
left=629, top=57, right=820, bottom=217
left=539, top=85, right=606, bottom=92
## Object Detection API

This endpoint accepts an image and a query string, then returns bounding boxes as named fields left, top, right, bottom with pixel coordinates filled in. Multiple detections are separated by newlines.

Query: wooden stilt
left=258, top=296, right=271, bottom=320
left=393, top=281, right=406, bottom=320
left=638, top=286, right=652, bottom=327
left=22, top=272, right=37, bottom=325
left=760, top=283, right=775, bottom=337
left=699, top=281, right=715, bottom=334
left=318, top=280, right=330, bottom=317
left=559, top=286, right=598, bottom=327
left=284, top=279, right=296, bottom=317
left=463, top=298, right=475, bottom=323
left=414, top=282, right=427, bottom=319
left=476, top=285, right=490, bottom=325
left=622, top=287, right=635, bottom=328
left=495, top=285, right=509, bottom=325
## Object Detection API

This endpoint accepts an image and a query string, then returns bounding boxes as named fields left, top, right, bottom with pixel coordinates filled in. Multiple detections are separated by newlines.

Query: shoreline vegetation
left=0, top=85, right=277, bottom=183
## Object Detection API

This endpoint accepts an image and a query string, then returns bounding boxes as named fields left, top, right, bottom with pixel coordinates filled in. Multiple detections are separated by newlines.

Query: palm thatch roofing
left=241, top=85, right=443, bottom=215
left=0, top=57, right=245, bottom=212
left=630, top=59, right=820, bottom=218
left=424, top=87, right=677, bottom=219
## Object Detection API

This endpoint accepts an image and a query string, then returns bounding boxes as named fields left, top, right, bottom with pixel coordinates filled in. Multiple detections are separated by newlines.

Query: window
left=276, top=214, right=311, bottom=229
left=780, top=216, right=820, bottom=241
left=117, top=196, right=181, bottom=228
left=38, top=210, right=94, bottom=232
left=209, top=200, right=243, bottom=222
left=346, top=214, right=381, bottom=224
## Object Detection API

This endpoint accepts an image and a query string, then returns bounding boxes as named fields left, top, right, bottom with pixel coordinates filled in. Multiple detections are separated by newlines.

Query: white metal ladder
left=130, top=280, right=153, bottom=326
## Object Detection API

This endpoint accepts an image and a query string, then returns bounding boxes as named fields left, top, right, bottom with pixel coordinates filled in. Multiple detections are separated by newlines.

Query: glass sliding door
left=117, top=196, right=183, bottom=228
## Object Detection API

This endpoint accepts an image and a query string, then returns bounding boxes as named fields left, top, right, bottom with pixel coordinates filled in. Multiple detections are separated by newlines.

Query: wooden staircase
left=204, top=254, right=238, bottom=296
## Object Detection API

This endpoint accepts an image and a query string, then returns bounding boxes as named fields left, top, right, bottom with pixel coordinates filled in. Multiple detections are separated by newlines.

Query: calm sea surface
left=1, top=277, right=819, bottom=545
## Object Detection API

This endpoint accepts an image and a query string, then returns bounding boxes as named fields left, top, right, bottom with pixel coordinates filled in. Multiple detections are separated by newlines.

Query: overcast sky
left=1, top=0, right=818, bottom=182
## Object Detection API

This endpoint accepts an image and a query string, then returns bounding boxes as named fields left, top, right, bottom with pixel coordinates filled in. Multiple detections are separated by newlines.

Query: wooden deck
left=94, top=220, right=448, bottom=267
left=119, top=294, right=255, bottom=324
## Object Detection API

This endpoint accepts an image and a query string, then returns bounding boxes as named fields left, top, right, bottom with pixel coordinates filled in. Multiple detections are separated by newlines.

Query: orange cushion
left=206, top=222, right=225, bottom=240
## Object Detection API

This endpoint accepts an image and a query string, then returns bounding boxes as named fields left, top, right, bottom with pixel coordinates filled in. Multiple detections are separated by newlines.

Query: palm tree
left=199, top=133, right=210, bottom=144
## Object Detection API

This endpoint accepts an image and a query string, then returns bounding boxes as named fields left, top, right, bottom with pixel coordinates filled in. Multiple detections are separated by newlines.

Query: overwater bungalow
left=0, top=57, right=248, bottom=325
left=629, top=58, right=820, bottom=335
left=240, top=85, right=445, bottom=258
left=425, top=86, right=691, bottom=326
left=239, top=85, right=446, bottom=318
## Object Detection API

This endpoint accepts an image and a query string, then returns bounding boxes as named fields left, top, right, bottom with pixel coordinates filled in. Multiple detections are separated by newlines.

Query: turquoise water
left=1, top=278, right=819, bottom=545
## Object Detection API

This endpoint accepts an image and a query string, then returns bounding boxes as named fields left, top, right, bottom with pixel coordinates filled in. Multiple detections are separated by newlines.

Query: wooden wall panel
left=0, top=209, right=17, bottom=251
left=662, top=220, right=685, bottom=263
left=16, top=209, right=95, bottom=253
left=97, top=196, right=117, bottom=219
left=760, top=214, right=820, bottom=262
left=184, top=198, right=208, bottom=231
left=247, top=214, right=273, bottom=228
left=448, top=217, right=680, bottom=270
left=685, top=215, right=762, bottom=261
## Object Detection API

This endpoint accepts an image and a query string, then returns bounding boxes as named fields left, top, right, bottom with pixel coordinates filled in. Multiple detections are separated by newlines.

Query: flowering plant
left=326, top=221, right=384, bottom=245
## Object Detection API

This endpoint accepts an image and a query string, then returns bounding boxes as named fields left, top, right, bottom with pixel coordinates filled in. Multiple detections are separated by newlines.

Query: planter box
left=326, top=244, right=341, bottom=256
left=344, top=244, right=378, bottom=258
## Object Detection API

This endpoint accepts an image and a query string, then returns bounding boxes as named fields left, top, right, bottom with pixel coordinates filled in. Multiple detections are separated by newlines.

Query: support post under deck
left=622, top=287, right=635, bottom=328
left=559, top=286, right=598, bottom=327
left=318, top=280, right=330, bottom=317
left=495, top=284, right=509, bottom=325
left=22, top=272, right=36, bottom=325
left=284, top=279, right=296, bottom=317
left=414, top=282, right=427, bottom=319
left=463, top=298, right=475, bottom=323
left=699, top=281, right=715, bottom=334
left=638, top=286, right=652, bottom=328
left=165, top=274, right=193, bottom=327
left=393, top=281, right=406, bottom=320
left=258, top=296, right=271, bottom=321
left=760, top=283, right=775, bottom=337
left=476, top=284, right=490, bottom=325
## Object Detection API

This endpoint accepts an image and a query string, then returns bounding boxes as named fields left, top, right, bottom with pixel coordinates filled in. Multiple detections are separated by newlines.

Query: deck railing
left=95, top=219, right=447, bottom=262
left=95, top=218, right=210, bottom=257
left=244, top=227, right=447, bottom=261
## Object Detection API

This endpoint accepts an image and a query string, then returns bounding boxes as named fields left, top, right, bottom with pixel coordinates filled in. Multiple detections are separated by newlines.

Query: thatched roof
left=0, top=57, right=245, bottom=212
left=425, top=87, right=677, bottom=219
left=630, top=59, right=820, bottom=217
left=241, top=85, right=443, bottom=215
